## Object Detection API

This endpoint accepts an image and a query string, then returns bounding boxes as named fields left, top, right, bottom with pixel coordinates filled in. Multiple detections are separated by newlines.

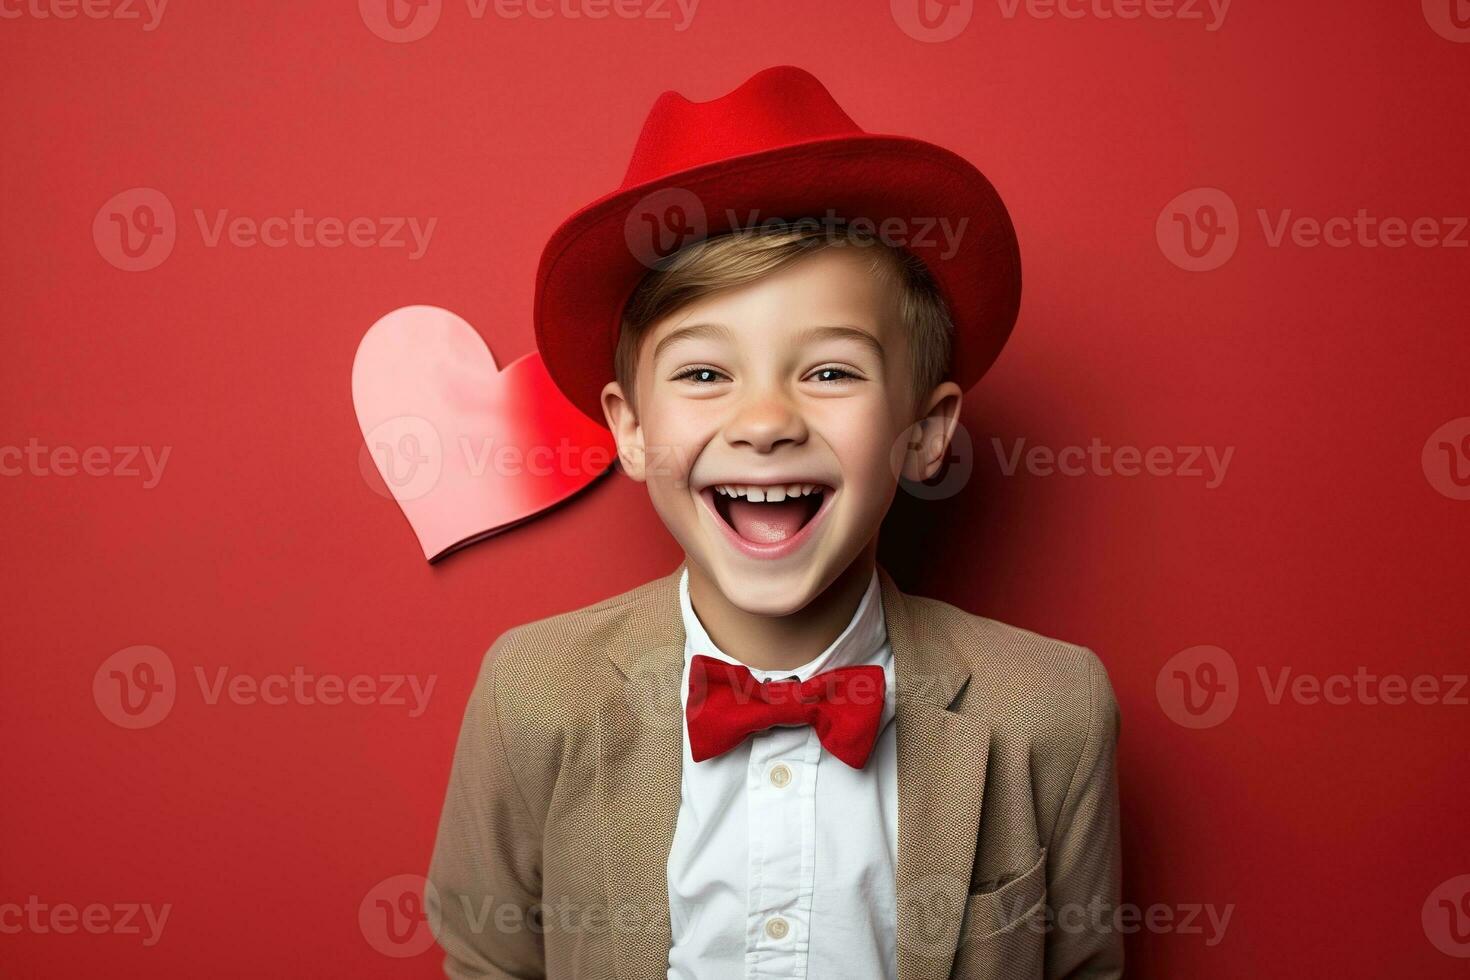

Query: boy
left=427, top=66, right=1122, bottom=980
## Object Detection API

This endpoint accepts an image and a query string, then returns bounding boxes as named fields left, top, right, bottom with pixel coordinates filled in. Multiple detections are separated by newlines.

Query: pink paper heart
left=352, top=305, right=616, bottom=562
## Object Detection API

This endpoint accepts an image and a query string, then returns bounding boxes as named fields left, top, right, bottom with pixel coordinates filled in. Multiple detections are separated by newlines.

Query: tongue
left=726, top=498, right=809, bottom=544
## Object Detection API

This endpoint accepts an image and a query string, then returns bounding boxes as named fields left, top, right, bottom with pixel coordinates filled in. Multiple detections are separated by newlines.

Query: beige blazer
left=427, top=561, right=1123, bottom=980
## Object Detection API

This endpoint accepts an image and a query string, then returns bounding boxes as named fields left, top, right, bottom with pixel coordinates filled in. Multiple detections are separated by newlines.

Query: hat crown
left=619, top=66, right=864, bottom=189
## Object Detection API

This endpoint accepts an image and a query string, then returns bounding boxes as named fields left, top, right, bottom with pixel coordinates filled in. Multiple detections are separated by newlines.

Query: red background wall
left=3, top=1, right=1468, bottom=976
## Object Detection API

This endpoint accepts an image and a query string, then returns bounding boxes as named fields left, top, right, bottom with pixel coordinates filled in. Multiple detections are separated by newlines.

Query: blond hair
left=614, top=222, right=953, bottom=419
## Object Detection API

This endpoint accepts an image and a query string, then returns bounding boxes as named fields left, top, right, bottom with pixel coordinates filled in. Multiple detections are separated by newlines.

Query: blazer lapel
left=880, top=566, right=992, bottom=980
left=595, top=561, right=989, bottom=980
left=598, top=562, right=687, bottom=980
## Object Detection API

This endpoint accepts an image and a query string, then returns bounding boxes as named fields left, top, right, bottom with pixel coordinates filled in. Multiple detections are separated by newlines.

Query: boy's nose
left=722, top=390, right=809, bottom=454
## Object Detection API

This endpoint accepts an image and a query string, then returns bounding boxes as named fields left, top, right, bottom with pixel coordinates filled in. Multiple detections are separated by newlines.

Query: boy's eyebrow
left=652, top=322, right=886, bottom=363
left=794, top=324, right=886, bottom=363
left=652, top=322, right=734, bottom=363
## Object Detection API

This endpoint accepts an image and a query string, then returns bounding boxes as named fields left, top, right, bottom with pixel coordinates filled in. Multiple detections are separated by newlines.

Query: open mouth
left=698, top=481, right=835, bottom=555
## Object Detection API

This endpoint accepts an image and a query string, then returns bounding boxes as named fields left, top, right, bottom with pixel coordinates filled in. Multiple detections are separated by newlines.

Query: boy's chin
left=696, top=551, right=845, bottom=618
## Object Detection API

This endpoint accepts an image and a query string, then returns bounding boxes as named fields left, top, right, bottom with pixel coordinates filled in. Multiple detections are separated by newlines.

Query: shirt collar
left=678, top=565, right=889, bottom=682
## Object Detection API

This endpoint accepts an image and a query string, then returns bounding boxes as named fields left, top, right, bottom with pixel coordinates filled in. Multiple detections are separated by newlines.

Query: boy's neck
left=685, top=543, right=880, bottom=673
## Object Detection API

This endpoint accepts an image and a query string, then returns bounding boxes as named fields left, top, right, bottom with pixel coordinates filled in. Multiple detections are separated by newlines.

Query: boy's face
left=602, top=246, right=962, bottom=617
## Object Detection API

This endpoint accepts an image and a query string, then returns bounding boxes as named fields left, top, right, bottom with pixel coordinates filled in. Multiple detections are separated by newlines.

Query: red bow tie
left=685, top=654, right=887, bottom=769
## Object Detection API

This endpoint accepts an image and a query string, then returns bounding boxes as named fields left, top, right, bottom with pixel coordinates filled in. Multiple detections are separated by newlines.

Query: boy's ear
left=901, top=380, right=965, bottom=483
left=601, top=380, right=647, bottom=482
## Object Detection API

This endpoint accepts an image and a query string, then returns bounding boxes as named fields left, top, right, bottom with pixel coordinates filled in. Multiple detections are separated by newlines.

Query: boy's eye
left=807, top=366, right=859, bottom=383
left=670, top=366, right=862, bottom=384
left=672, top=366, right=729, bottom=384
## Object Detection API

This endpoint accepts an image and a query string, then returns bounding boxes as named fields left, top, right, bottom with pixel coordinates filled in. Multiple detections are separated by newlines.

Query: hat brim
left=533, top=134, right=1021, bottom=426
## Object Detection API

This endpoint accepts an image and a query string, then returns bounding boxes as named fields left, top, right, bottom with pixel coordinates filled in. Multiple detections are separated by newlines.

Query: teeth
left=711, top=483, right=827, bottom=500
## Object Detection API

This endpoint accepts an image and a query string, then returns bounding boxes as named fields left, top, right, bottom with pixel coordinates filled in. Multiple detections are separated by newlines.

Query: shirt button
left=765, top=916, right=789, bottom=940
left=769, top=763, right=792, bottom=788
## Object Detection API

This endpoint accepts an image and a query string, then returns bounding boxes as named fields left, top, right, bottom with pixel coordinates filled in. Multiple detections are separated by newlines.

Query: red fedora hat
left=533, top=65, right=1021, bottom=426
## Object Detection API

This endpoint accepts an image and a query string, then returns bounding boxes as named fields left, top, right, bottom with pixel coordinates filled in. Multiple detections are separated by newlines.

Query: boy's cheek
left=636, top=421, right=705, bottom=485
left=640, top=441, right=698, bottom=489
left=832, top=421, right=907, bottom=480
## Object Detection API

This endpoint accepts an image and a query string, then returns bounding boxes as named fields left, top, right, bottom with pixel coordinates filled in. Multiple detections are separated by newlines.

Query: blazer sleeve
left=1044, top=649, right=1124, bottom=979
left=427, top=631, right=546, bottom=979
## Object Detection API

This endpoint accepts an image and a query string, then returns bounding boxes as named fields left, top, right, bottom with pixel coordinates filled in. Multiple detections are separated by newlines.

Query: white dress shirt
left=666, top=566, right=899, bottom=980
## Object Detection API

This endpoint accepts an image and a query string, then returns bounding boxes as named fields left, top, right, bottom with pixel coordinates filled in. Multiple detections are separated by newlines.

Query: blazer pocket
left=951, top=847, right=1048, bottom=980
